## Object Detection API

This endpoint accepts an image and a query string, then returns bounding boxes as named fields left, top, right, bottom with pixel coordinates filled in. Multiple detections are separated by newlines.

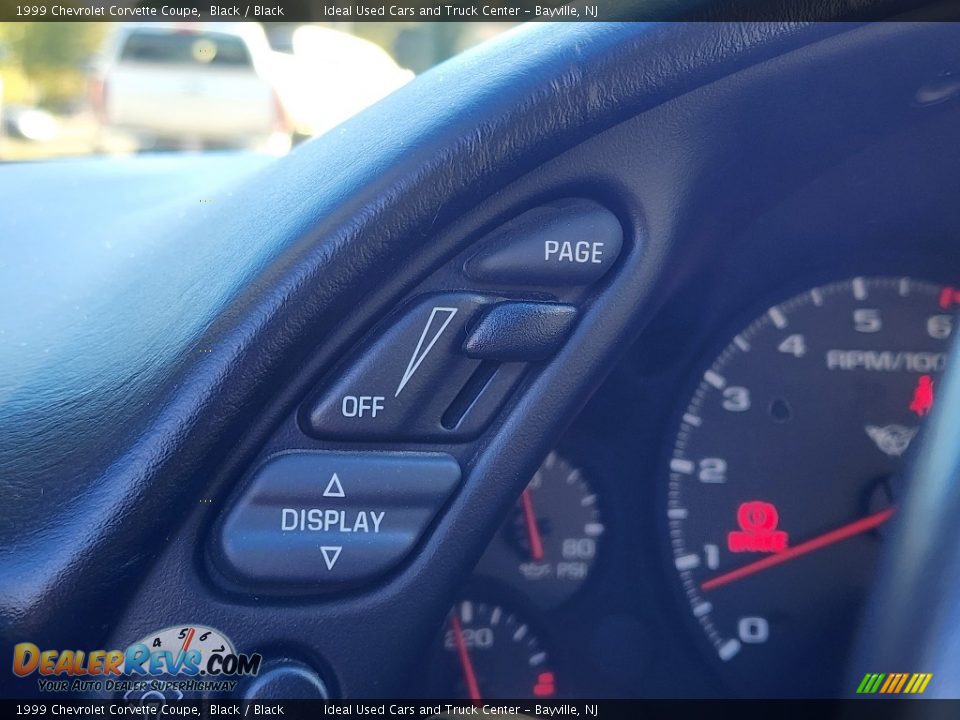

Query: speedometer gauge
left=665, top=276, right=952, bottom=696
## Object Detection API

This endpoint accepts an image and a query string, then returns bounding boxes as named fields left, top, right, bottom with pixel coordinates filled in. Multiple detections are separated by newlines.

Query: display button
left=302, top=293, right=495, bottom=441
left=216, top=451, right=461, bottom=587
left=463, top=302, right=578, bottom=361
left=464, top=199, right=623, bottom=286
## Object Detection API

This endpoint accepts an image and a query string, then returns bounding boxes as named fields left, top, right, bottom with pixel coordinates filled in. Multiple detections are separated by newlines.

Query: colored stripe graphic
left=908, top=673, right=933, bottom=694
left=879, top=674, right=896, bottom=693
left=857, top=672, right=932, bottom=694
left=856, top=673, right=886, bottom=694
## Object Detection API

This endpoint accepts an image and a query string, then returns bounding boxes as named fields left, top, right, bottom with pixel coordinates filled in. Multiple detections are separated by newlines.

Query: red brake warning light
left=727, top=501, right=788, bottom=553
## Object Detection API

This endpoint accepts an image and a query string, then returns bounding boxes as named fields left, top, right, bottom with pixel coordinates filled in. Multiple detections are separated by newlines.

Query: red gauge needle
left=180, top=627, right=195, bottom=653
left=449, top=615, right=482, bottom=701
left=520, top=489, right=546, bottom=561
left=701, top=507, right=895, bottom=592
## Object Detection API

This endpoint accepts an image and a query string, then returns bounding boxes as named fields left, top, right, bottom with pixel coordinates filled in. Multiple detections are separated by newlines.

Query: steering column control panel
left=298, top=199, right=622, bottom=445
left=303, top=293, right=528, bottom=441
left=212, top=198, right=626, bottom=592
left=215, top=451, right=461, bottom=586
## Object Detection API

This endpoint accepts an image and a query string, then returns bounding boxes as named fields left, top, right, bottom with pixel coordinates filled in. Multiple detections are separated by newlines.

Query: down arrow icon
left=320, top=546, right=342, bottom=570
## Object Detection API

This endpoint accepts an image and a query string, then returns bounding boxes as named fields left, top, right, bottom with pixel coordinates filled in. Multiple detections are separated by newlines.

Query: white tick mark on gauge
left=668, top=508, right=689, bottom=520
left=529, top=652, right=547, bottom=667
left=704, top=370, right=726, bottom=389
left=693, top=602, right=712, bottom=617
left=733, top=335, right=751, bottom=351
left=675, top=554, right=701, bottom=571
left=768, top=306, right=788, bottom=329
left=852, top=277, right=868, bottom=300
left=718, top=639, right=742, bottom=661
left=670, top=459, right=695, bottom=474
left=513, top=625, right=528, bottom=641
left=683, top=413, right=703, bottom=427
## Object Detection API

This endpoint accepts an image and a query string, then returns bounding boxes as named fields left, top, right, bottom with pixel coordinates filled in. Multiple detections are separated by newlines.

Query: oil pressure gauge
left=473, top=452, right=604, bottom=608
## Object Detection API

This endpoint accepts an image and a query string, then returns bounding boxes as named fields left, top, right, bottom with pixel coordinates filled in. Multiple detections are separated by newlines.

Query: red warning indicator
left=909, top=375, right=934, bottom=417
left=939, top=286, right=960, bottom=309
left=533, top=671, right=556, bottom=697
left=727, top=501, right=788, bottom=553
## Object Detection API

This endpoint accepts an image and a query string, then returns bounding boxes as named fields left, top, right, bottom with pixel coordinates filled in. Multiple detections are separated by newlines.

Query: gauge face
left=127, top=625, right=235, bottom=670
left=473, top=452, right=603, bottom=608
left=665, top=276, right=952, bottom=696
left=119, top=624, right=235, bottom=700
left=427, top=600, right=557, bottom=699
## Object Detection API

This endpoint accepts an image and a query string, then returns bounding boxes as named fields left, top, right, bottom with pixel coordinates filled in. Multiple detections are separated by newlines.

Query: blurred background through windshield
left=0, top=21, right=515, bottom=161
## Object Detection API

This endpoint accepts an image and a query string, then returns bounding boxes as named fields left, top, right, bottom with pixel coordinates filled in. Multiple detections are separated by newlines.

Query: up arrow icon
left=320, top=546, right=342, bottom=571
left=323, top=473, right=345, bottom=498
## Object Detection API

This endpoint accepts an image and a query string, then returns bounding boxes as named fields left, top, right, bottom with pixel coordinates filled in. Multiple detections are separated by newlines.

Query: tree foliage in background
left=0, top=22, right=108, bottom=109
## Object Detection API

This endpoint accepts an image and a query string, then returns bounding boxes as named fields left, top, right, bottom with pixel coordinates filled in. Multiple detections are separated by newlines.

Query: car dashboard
left=4, top=19, right=960, bottom=703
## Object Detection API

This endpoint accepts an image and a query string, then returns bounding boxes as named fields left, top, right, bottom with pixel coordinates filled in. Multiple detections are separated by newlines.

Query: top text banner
left=0, top=0, right=948, bottom=22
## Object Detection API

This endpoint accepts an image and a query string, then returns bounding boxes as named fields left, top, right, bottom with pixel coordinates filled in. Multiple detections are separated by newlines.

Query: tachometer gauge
left=665, top=276, right=952, bottom=696
left=427, top=600, right=558, bottom=699
left=473, top=452, right=603, bottom=608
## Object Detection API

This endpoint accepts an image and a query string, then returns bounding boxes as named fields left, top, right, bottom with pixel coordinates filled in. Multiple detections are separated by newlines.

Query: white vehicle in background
left=268, top=25, right=415, bottom=139
left=91, top=23, right=291, bottom=154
